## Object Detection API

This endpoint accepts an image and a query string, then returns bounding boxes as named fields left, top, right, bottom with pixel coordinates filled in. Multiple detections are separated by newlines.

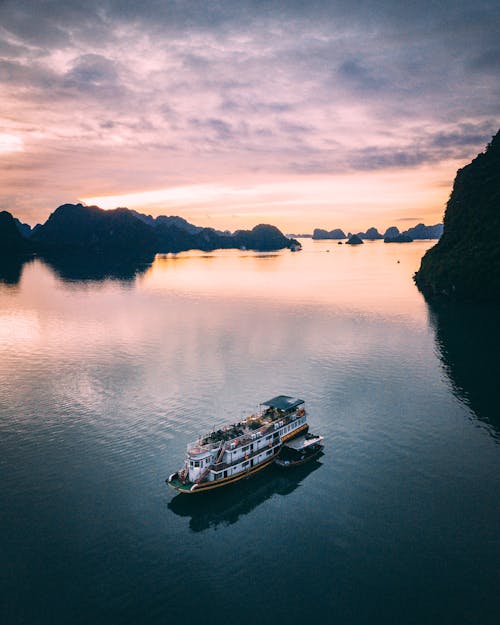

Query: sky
left=0, top=0, right=498, bottom=232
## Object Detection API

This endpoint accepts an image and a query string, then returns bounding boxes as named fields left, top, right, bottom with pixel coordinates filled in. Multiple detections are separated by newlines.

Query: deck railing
left=186, top=409, right=306, bottom=455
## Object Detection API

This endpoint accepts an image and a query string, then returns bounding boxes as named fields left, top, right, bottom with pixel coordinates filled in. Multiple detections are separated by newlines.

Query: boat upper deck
left=187, top=396, right=305, bottom=455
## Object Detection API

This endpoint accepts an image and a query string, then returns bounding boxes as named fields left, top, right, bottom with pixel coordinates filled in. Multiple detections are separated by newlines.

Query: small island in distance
left=291, top=223, right=444, bottom=241
left=1, top=204, right=445, bottom=265
left=2, top=131, right=498, bottom=306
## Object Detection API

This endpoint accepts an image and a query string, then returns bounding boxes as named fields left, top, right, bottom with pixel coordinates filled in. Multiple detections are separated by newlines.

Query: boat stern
left=166, top=473, right=197, bottom=493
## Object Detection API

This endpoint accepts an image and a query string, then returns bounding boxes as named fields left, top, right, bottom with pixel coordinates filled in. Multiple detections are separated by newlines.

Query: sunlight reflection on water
left=0, top=239, right=498, bottom=625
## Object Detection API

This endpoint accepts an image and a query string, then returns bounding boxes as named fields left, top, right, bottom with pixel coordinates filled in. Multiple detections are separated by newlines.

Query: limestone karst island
left=415, top=130, right=500, bottom=303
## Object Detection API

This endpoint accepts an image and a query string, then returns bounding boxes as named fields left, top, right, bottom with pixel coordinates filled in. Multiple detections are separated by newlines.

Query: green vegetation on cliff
left=415, top=130, right=500, bottom=302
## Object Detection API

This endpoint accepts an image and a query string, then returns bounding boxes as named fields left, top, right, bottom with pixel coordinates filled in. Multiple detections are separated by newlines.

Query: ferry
left=167, top=395, right=310, bottom=493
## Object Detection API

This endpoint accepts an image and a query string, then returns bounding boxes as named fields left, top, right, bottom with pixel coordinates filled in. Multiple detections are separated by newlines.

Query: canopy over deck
left=262, top=395, right=304, bottom=412
left=285, top=434, right=323, bottom=451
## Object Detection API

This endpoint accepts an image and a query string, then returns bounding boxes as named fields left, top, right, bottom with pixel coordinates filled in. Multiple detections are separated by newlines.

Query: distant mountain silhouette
left=31, top=204, right=158, bottom=260
left=14, top=217, right=32, bottom=238
left=383, top=226, right=400, bottom=240
left=363, top=227, right=383, bottom=240
left=385, top=233, right=413, bottom=243
left=12, top=203, right=295, bottom=261
left=312, top=228, right=346, bottom=240
left=346, top=234, right=363, bottom=245
left=130, top=210, right=204, bottom=235
left=310, top=223, right=441, bottom=241
left=402, top=223, right=443, bottom=239
left=355, top=227, right=383, bottom=240
left=154, top=222, right=216, bottom=253
left=383, top=225, right=413, bottom=242
left=415, top=130, right=500, bottom=302
left=232, top=224, right=294, bottom=251
left=0, top=211, right=33, bottom=256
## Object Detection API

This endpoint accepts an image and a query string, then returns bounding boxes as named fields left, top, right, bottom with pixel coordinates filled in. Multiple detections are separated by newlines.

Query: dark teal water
left=0, top=241, right=498, bottom=625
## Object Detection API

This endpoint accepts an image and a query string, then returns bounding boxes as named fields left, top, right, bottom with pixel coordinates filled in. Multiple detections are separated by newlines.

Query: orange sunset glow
left=0, top=1, right=497, bottom=231
left=82, top=165, right=455, bottom=233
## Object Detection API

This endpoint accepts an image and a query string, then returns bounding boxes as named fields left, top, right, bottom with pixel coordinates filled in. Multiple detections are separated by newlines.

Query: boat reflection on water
left=427, top=300, right=500, bottom=438
left=168, top=458, right=323, bottom=532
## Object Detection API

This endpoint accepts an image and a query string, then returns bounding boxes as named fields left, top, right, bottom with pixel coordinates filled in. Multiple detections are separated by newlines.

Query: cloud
left=430, top=122, right=498, bottom=150
left=0, top=58, right=58, bottom=90
left=0, top=0, right=498, bottom=225
left=0, top=133, right=23, bottom=153
left=65, top=54, right=118, bottom=86
left=190, top=117, right=234, bottom=140
left=337, top=59, right=387, bottom=93
left=469, top=48, right=500, bottom=73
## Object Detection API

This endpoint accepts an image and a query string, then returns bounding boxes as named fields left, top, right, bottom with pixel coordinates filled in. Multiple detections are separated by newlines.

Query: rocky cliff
left=26, top=203, right=295, bottom=257
left=0, top=211, right=32, bottom=256
left=414, top=131, right=500, bottom=302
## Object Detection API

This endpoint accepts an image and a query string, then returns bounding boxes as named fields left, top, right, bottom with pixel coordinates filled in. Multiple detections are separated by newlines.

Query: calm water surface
left=0, top=240, right=498, bottom=625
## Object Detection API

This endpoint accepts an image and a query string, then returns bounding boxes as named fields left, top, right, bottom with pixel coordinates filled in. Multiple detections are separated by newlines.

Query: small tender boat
left=275, top=433, right=324, bottom=467
left=167, top=395, right=313, bottom=494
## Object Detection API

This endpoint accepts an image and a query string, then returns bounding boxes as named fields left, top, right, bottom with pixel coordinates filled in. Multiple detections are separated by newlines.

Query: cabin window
left=242, top=461, right=249, bottom=468
left=194, top=461, right=200, bottom=467
left=266, top=449, right=273, bottom=456
left=242, top=445, right=249, bottom=452
left=266, top=435, right=272, bottom=441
